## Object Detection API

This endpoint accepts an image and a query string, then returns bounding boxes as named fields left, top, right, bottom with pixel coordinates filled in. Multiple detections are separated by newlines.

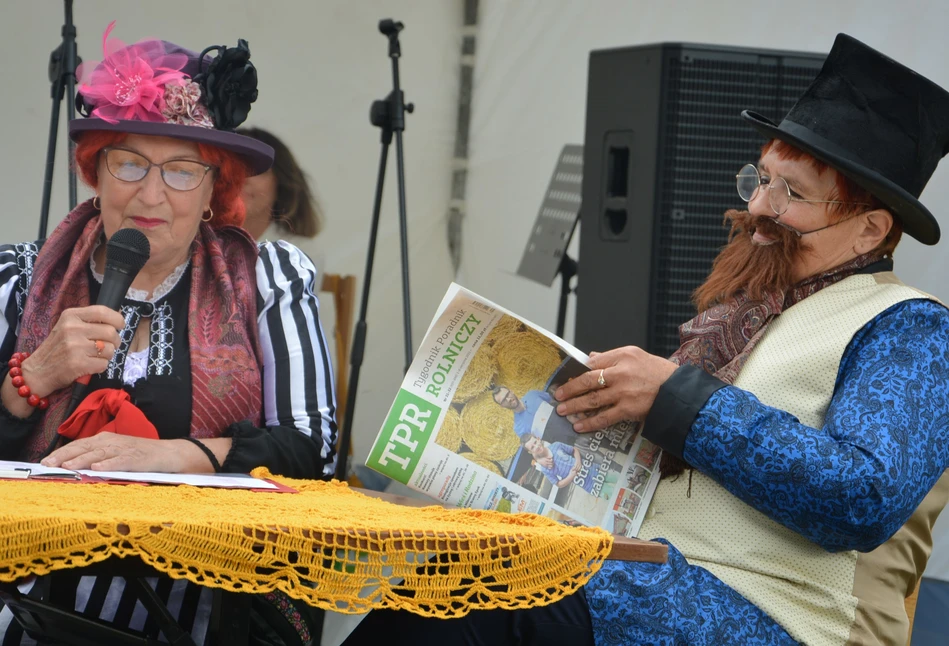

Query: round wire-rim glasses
left=736, top=163, right=868, bottom=216
left=103, top=147, right=215, bottom=192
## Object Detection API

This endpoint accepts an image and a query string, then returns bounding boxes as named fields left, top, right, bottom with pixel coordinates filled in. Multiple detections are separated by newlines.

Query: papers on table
left=0, top=460, right=79, bottom=480
left=0, top=460, right=280, bottom=490
left=82, top=469, right=280, bottom=489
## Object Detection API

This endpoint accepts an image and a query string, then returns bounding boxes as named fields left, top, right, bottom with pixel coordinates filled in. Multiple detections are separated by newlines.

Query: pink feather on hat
left=76, top=21, right=190, bottom=124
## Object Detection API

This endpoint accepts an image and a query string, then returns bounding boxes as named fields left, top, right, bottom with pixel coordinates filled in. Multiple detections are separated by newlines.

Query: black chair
left=0, top=557, right=251, bottom=645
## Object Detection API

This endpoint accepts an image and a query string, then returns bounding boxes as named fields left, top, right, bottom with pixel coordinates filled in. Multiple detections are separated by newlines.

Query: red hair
left=762, top=139, right=902, bottom=257
left=73, top=131, right=249, bottom=227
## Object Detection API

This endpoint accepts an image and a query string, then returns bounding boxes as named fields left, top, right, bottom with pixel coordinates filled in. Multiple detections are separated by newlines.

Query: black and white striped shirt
left=254, top=240, right=339, bottom=478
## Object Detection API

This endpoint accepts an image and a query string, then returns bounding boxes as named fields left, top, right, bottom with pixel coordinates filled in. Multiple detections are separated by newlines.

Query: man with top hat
left=348, top=33, right=949, bottom=646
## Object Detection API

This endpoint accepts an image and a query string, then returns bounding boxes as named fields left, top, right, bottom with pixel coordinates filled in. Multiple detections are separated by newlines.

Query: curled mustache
left=727, top=209, right=800, bottom=245
left=692, top=210, right=809, bottom=311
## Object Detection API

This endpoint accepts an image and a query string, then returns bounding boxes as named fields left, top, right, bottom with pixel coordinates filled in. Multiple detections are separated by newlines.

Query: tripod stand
left=39, top=0, right=80, bottom=240
left=335, top=19, right=415, bottom=481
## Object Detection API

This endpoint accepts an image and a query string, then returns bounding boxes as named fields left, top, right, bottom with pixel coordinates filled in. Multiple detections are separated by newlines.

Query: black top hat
left=742, top=33, right=949, bottom=245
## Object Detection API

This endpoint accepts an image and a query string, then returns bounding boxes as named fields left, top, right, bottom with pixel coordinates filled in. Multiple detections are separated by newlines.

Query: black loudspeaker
left=574, top=43, right=825, bottom=356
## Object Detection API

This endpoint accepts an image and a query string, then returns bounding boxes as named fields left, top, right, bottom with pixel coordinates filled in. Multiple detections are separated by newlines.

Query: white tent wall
left=0, top=1, right=460, bottom=467
left=459, top=0, right=949, bottom=579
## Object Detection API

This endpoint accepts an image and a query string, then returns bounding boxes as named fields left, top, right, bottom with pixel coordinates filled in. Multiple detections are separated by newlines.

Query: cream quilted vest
left=639, top=273, right=949, bottom=646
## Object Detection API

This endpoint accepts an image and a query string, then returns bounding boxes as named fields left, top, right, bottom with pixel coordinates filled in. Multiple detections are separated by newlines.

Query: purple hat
left=68, top=21, right=273, bottom=175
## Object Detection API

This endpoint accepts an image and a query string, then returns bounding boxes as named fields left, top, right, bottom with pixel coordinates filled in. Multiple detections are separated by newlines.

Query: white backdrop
left=459, top=0, right=949, bottom=580
left=1, top=0, right=947, bottom=581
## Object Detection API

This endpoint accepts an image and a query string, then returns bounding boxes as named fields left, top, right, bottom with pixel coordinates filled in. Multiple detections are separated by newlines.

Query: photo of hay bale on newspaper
left=366, top=283, right=661, bottom=538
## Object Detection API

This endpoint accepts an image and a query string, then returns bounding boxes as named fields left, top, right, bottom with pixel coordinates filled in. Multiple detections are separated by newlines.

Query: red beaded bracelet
left=7, top=352, right=49, bottom=410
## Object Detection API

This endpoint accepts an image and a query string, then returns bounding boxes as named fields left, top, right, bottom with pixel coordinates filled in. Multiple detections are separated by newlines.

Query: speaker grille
left=650, top=55, right=823, bottom=357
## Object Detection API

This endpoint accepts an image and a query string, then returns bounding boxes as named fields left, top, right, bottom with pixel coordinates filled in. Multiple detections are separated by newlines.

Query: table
left=0, top=470, right=666, bottom=644
left=358, top=487, right=667, bottom=563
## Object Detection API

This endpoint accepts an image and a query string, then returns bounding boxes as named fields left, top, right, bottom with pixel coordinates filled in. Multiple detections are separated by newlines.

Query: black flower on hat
left=194, top=39, right=259, bottom=131
left=75, top=91, right=96, bottom=118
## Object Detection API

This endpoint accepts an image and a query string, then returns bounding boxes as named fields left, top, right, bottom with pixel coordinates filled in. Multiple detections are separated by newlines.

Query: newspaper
left=366, top=283, right=661, bottom=538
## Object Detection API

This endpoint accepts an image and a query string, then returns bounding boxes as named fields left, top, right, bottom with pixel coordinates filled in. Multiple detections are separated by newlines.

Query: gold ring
left=597, top=369, right=606, bottom=388
left=95, top=339, right=105, bottom=358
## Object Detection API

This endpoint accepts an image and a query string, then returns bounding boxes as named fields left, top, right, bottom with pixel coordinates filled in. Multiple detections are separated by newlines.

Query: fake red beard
left=692, top=210, right=810, bottom=312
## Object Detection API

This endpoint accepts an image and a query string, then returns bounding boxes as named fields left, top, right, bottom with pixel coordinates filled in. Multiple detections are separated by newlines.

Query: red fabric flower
left=57, top=388, right=159, bottom=441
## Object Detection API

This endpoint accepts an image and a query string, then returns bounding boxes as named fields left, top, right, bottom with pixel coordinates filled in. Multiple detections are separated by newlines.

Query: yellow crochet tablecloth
left=0, top=468, right=612, bottom=617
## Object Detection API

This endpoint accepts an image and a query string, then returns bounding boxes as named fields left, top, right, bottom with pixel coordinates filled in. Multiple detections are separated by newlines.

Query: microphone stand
left=335, top=19, right=415, bottom=481
left=39, top=0, right=80, bottom=241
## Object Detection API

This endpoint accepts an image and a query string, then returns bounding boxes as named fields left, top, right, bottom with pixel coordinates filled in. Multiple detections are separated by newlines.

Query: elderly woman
left=348, top=34, right=949, bottom=646
left=0, top=24, right=335, bottom=645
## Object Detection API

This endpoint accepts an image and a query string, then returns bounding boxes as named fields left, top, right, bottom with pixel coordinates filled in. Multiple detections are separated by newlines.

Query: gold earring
left=92, top=195, right=101, bottom=210
left=202, top=207, right=214, bottom=222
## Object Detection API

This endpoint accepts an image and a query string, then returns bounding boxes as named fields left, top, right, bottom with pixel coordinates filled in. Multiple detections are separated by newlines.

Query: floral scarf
left=15, top=199, right=263, bottom=460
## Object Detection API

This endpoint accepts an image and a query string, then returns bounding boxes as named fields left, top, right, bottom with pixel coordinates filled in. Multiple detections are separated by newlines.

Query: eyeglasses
left=736, top=163, right=868, bottom=216
left=102, top=147, right=215, bottom=192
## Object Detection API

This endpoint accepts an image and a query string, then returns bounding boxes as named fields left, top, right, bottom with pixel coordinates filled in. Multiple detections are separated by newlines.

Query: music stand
left=515, top=144, right=583, bottom=338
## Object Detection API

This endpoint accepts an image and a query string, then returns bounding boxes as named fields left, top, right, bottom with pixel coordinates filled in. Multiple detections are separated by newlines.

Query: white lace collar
left=89, top=238, right=190, bottom=304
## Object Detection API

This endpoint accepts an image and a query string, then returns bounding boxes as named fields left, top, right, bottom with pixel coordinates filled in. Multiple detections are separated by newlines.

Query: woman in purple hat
left=0, top=23, right=335, bottom=645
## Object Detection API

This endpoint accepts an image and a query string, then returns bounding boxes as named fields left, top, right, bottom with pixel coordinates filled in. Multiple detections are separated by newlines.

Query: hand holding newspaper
left=366, top=283, right=661, bottom=538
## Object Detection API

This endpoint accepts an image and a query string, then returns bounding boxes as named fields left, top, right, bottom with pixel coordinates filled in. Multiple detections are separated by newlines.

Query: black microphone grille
left=106, top=229, right=151, bottom=273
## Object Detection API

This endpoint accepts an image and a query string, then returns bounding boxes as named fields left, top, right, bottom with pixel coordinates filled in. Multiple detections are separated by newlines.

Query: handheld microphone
left=66, top=228, right=150, bottom=412
left=95, top=228, right=151, bottom=313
